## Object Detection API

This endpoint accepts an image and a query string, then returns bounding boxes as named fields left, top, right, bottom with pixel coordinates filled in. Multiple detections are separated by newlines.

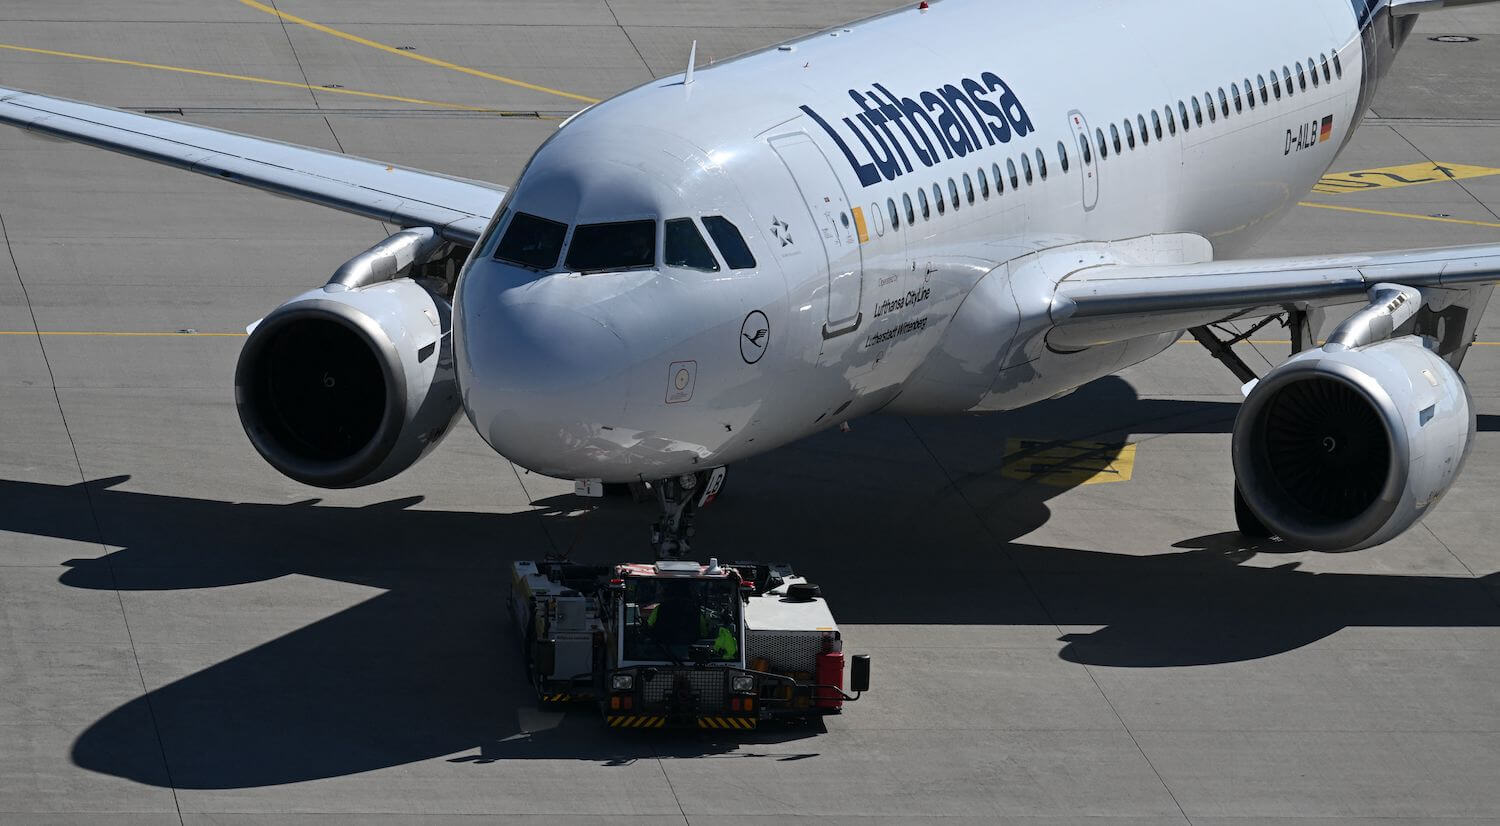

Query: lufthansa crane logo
left=740, top=310, right=770, bottom=364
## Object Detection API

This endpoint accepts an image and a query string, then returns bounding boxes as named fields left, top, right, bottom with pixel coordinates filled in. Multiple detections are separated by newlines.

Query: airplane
left=3, top=0, right=1499, bottom=559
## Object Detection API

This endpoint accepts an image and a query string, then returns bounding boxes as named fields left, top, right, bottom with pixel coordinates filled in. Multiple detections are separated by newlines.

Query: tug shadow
left=0, top=377, right=1492, bottom=788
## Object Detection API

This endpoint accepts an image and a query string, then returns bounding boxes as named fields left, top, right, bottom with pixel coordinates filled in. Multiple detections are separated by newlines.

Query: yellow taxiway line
left=1297, top=201, right=1500, bottom=229
left=0, top=42, right=498, bottom=112
left=237, top=0, right=601, bottom=105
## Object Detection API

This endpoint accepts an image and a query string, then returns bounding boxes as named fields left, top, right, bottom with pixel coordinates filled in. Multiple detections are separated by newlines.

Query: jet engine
left=235, top=228, right=464, bottom=488
left=1231, top=285, right=1475, bottom=551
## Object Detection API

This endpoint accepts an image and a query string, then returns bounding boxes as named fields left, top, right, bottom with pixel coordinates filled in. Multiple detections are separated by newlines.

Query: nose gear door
left=768, top=132, right=864, bottom=339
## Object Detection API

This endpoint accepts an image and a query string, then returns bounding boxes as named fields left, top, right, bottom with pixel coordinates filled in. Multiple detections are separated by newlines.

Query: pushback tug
left=511, top=556, right=870, bottom=729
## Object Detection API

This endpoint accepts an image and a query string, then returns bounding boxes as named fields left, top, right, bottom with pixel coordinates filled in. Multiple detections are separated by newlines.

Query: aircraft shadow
left=0, top=376, right=1492, bottom=789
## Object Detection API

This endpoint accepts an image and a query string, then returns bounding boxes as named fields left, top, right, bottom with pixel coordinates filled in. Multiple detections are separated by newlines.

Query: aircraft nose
left=455, top=277, right=633, bottom=477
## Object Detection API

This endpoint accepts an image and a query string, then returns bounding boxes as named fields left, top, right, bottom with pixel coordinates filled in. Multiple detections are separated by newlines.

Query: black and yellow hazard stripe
left=606, top=715, right=666, bottom=728
left=540, top=693, right=571, bottom=703
left=696, top=716, right=757, bottom=730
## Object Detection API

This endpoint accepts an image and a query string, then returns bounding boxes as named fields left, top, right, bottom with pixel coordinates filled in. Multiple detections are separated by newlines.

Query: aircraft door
left=768, top=132, right=864, bottom=338
left=1067, top=110, right=1099, bottom=211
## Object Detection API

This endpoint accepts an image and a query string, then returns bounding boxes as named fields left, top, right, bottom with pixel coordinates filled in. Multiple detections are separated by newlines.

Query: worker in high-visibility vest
left=645, top=597, right=738, bottom=659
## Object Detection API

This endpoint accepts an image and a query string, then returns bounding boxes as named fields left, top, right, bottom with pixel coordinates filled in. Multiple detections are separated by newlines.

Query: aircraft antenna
left=685, top=40, right=698, bottom=86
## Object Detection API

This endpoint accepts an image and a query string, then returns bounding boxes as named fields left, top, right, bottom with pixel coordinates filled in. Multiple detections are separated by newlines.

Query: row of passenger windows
left=495, top=212, right=756, bottom=273
left=881, top=143, right=1067, bottom=231
left=876, top=46, right=1343, bottom=233
left=1089, top=46, right=1344, bottom=163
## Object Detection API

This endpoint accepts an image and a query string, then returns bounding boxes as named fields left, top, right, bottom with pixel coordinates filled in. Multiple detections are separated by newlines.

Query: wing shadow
left=0, top=375, right=1490, bottom=788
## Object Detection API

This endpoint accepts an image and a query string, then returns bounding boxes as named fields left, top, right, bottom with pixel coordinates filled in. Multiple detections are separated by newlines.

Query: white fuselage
left=454, top=0, right=1378, bottom=483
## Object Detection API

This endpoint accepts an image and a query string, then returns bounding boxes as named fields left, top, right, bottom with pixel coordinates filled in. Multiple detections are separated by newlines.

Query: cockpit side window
left=494, top=212, right=567, bottom=270
left=564, top=219, right=657, bottom=273
left=664, top=218, right=720, bottom=272
left=701, top=216, right=757, bottom=270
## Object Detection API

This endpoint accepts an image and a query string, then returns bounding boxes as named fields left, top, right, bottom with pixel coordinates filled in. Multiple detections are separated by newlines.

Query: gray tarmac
left=2, top=2, right=1499, bottom=824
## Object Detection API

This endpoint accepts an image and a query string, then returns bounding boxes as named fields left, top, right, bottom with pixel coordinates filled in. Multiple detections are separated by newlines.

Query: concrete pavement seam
left=0, top=211, right=186, bottom=825
left=1390, top=124, right=1500, bottom=223
left=266, top=0, right=322, bottom=111
left=901, top=416, right=1195, bottom=826
left=603, top=0, right=654, bottom=80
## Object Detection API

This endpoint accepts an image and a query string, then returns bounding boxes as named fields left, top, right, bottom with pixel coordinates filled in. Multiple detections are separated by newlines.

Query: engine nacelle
left=235, top=273, right=461, bottom=489
left=1232, top=336, right=1474, bottom=550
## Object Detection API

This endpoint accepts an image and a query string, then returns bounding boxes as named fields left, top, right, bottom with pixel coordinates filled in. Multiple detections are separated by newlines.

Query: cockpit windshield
left=622, top=577, right=740, bottom=663
left=664, top=218, right=719, bottom=272
left=701, top=215, right=757, bottom=270
left=494, top=212, right=567, bottom=270
left=565, top=220, right=656, bottom=273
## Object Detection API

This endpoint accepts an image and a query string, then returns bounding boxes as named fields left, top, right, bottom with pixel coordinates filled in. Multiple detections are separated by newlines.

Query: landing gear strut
left=649, top=467, right=726, bottom=559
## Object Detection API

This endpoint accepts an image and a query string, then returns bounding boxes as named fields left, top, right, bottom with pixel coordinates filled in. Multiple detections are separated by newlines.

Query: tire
left=1234, top=484, right=1273, bottom=539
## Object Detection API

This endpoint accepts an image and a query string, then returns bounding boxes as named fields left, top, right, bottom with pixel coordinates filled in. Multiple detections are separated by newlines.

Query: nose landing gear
left=649, top=467, right=726, bottom=559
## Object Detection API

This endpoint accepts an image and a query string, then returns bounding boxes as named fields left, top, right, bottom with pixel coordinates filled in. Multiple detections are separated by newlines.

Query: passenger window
left=1135, top=115, right=1148, bottom=145
left=963, top=173, right=975, bottom=204
left=992, top=162, right=1005, bottom=194
left=887, top=197, right=900, bottom=231
left=1110, top=123, right=1121, bottom=153
left=1096, top=127, right=1108, bottom=159
left=1021, top=153, right=1033, bottom=185
left=664, top=218, right=719, bottom=272
left=1306, top=58, right=1316, bottom=87
left=1124, top=119, right=1136, bottom=149
left=1217, top=88, right=1228, bottom=117
left=933, top=183, right=945, bottom=215
left=1192, top=96, right=1203, bottom=125
left=1056, top=141, right=1069, bottom=173
left=1333, top=50, right=1342, bottom=78
left=1244, top=79, right=1255, bottom=109
left=1036, top=148, right=1047, bottom=180
left=903, top=192, right=916, bottom=224
left=1178, top=101, right=1190, bottom=132
left=978, top=167, right=991, bottom=199
left=947, top=178, right=960, bottom=210
left=495, top=212, right=568, bottom=270
left=1283, top=66, right=1293, bottom=96
left=1206, top=92, right=1217, bottom=122
left=1166, top=105, right=1177, bottom=135
left=1272, top=70, right=1282, bottom=99
left=701, top=215, right=756, bottom=270
left=918, top=187, right=930, bottom=220
left=1321, top=53, right=1331, bottom=82
left=1151, top=110, right=1163, bottom=140
left=1007, top=158, right=1019, bottom=189
left=1258, top=74, right=1269, bottom=104
left=1079, top=133, right=1093, bottom=165
left=870, top=202, right=884, bottom=237
left=566, top=219, right=656, bottom=273
left=1232, top=82, right=1243, bottom=112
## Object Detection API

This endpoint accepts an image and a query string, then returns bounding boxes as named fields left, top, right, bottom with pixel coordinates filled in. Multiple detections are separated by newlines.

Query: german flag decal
left=1319, top=115, right=1334, bottom=143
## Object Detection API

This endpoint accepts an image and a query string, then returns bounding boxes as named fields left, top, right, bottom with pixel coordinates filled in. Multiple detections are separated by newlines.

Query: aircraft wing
left=0, top=86, right=505, bottom=246
left=1048, top=243, right=1500, bottom=349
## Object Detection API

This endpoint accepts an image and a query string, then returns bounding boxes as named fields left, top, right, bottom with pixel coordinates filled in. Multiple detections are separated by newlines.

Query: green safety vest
left=645, top=605, right=738, bottom=659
